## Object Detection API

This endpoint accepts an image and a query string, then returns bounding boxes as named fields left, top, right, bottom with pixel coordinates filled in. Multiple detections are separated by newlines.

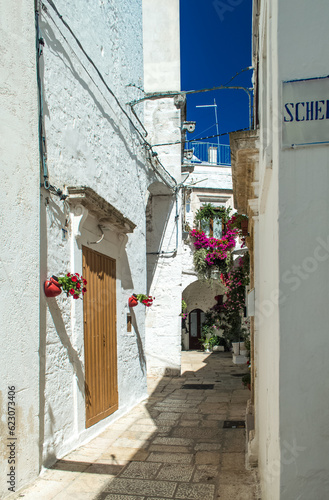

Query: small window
left=200, top=209, right=223, bottom=238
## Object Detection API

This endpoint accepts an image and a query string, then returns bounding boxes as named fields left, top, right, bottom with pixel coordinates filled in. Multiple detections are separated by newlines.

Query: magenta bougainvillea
left=219, top=255, right=250, bottom=342
left=189, top=222, right=239, bottom=271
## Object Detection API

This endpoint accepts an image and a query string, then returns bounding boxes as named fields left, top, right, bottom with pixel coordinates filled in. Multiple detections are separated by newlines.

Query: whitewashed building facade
left=231, top=0, right=329, bottom=498
left=0, top=0, right=182, bottom=496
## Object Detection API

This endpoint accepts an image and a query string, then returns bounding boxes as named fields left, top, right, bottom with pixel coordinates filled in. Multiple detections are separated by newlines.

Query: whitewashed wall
left=143, top=0, right=183, bottom=376
left=39, top=0, right=152, bottom=466
left=255, top=1, right=329, bottom=498
left=0, top=1, right=40, bottom=496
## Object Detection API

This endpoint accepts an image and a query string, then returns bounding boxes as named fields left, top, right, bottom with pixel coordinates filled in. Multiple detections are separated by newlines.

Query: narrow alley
left=14, top=352, right=260, bottom=500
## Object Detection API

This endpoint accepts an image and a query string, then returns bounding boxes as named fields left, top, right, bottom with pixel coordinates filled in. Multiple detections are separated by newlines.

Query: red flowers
left=136, top=294, right=154, bottom=307
left=57, top=273, right=87, bottom=299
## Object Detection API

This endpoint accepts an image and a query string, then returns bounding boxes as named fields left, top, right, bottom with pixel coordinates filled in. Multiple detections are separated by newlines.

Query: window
left=200, top=209, right=223, bottom=238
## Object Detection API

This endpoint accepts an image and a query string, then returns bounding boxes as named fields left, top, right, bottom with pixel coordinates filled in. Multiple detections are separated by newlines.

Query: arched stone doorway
left=182, top=278, right=226, bottom=350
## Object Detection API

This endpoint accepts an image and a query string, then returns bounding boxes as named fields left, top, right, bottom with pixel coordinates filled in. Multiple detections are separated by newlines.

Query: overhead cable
left=42, top=0, right=177, bottom=188
left=151, top=128, right=250, bottom=148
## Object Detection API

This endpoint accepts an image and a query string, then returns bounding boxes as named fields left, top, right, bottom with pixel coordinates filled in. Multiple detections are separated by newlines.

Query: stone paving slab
left=102, top=478, right=177, bottom=497
left=12, top=352, right=260, bottom=500
left=175, top=482, right=216, bottom=499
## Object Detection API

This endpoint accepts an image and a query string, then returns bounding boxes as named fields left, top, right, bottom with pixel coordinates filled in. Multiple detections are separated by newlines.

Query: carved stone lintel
left=67, top=186, right=136, bottom=234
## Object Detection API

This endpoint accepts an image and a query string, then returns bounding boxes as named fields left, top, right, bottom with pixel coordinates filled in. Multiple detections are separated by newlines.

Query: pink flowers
left=190, top=227, right=239, bottom=267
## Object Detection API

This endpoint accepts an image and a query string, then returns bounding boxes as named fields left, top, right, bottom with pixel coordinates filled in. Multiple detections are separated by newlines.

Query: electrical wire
left=45, top=0, right=147, bottom=143
left=151, top=127, right=249, bottom=147
left=222, top=66, right=253, bottom=87
left=42, top=1, right=177, bottom=189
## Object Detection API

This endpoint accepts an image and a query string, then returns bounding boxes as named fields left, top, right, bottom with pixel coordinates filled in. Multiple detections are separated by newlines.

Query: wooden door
left=83, top=246, right=118, bottom=428
left=189, top=309, right=205, bottom=350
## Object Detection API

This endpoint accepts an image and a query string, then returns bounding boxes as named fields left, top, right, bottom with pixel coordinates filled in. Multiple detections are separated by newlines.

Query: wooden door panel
left=83, top=247, right=118, bottom=428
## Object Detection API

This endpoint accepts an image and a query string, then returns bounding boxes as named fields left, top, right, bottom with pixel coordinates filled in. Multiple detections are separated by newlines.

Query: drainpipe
left=35, top=7, right=50, bottom=190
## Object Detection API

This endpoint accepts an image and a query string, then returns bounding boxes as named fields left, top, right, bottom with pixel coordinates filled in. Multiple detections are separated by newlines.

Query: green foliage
left=220, top=254, right=250, bottom=345
left=193, top=248, right=212, bottom=281
left=181, top=299, right=187, bottom=312
left=195, top=203, right=231, bottom=223
left=228, top=213, right=249, bottom=230
left=244, top=336, right=251, bottom=354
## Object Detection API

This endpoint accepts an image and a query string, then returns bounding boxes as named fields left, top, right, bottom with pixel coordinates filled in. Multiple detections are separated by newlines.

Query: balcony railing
left=185, top=142, right=231, bottom=166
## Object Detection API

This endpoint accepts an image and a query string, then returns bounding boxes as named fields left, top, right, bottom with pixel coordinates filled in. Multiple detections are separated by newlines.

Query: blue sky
left=180, top=0, right=253, bottom=146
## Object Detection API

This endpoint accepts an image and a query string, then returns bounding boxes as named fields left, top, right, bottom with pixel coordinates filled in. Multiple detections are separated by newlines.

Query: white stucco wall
left=0, top=1, right=40, bottom=496
left=142, top=0, right=182, bottom=376
left=142, top=0, right=180, bottom=92
left=255, top=1, right=329, bottom=498
left=39, top=0, right=154, bottom=465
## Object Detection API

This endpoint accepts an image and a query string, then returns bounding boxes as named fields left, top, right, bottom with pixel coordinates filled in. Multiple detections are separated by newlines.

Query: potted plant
left=227, top=213, right=249, bottom=236
left=200, top=325, right=215, bottom=353
left=128, top=294, right=139, bottom=307
left=199, top=336, right=212, bottom=353
left=44, top=276, right=62, bottom=298
left=129, top=294, right=154, bottom=307
left=212, top=335, right=226, bottom=352
left=44, top=273, right=87, bottom=299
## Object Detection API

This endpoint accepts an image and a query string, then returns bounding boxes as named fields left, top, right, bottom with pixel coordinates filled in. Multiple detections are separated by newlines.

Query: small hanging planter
left=128, top=294, right=138, bottom=307
left=44, top=276, right=62, bottom=298
left=44, top=273, right=87, bottom=299
left=129, top=294, right=154, bottom=308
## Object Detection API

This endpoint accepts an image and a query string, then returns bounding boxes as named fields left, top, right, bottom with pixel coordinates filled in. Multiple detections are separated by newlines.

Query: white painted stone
left=252, top=1, right=329, bottom=498
left=232, top=355, right=248, bottom=365
left=0, top=1, right=183, bottom=495
left=0, top=1, right=40, bottom=496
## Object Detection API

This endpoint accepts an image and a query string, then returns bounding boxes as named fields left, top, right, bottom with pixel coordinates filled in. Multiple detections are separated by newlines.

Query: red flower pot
left=44, top=276, right=62, bottom=298
left=128, top=294, right=138, bottom=307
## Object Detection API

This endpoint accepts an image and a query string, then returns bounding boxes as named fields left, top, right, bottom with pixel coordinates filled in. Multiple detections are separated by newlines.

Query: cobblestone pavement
left=13, top=352, right=260, bottom=500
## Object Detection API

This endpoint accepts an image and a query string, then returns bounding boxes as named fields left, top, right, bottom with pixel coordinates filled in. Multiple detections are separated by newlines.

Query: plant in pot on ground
left=199, top=325, right=217, bottom=352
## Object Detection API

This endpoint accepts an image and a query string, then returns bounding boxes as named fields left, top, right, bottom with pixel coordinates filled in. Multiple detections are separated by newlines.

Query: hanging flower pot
left=44, top=276, right=62, bottom=298
left=44, top=273, right=87, bottom=299
left=128, top=294, right=138, bottom=307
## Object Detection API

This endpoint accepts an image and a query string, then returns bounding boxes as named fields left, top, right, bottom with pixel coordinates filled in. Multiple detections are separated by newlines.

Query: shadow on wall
left=40, top=13, right=147, bottom=182
left=130, top=308, right=146, bottom=374
left=146, top=182, right=175, bottom=293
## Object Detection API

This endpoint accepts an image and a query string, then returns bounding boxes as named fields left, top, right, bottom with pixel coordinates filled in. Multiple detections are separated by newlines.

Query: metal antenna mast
left=196, top=99, right=220, bottom=161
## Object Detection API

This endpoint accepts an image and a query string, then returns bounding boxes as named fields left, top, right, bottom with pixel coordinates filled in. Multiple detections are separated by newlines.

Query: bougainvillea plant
left=136, top=294, right=154, bottom=307
left=57, top=273, right=87, bottom=300
left=189, top=210, right=249, bottom=281
left=220, top=254, right=250, bottom=343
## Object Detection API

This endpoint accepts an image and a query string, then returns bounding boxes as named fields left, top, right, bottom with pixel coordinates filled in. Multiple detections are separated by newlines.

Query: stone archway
left=182, top=279, right=226, bottom=350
